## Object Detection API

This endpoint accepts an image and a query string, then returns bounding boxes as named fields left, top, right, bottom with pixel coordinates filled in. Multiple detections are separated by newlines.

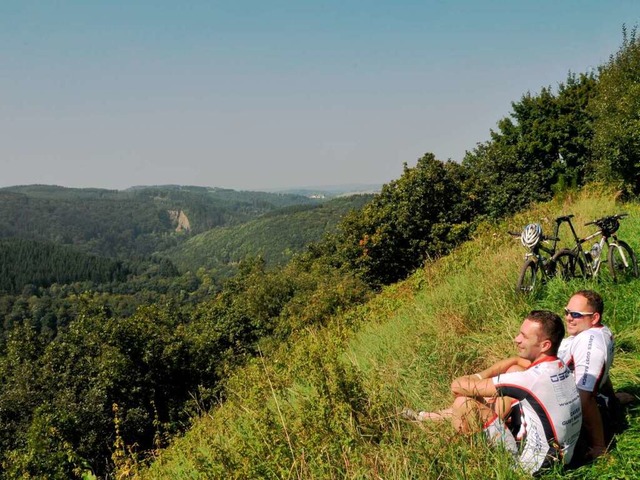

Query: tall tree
left=590, top=25, right=640, bottom=196
left=331, top=153, right=470, bottom=286
left=462, top=72, right=596, bottom=219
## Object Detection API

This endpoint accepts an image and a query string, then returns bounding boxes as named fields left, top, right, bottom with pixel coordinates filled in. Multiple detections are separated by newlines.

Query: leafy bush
left=328, top=153, right=472, bottom=287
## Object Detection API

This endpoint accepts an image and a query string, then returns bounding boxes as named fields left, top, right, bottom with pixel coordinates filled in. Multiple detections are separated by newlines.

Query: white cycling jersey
left=487, top=356, right=582, bottom=474
left=557, top=324, right=614, bottom=393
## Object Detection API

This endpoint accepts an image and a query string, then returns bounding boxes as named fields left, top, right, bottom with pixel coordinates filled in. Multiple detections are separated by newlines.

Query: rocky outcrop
left=167, top=210, right=191, bottom=232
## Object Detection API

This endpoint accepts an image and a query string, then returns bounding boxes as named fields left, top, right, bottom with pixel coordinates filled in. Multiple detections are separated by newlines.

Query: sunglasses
left=564, top=308, right=595, bottom=319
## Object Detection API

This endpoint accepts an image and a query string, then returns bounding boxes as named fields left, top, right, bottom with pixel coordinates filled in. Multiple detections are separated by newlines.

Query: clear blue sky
left=1, top=1, right=638, bottom=191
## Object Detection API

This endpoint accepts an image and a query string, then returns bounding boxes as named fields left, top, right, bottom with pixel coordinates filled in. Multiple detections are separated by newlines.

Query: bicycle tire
left=607, top=240, right=639, bottom=282
left=517, top=259, right=540, bottom=294
left=551, top=248, right=586, bottom=280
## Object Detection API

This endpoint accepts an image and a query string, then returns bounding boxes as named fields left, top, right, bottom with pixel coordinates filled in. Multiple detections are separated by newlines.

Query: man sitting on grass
left=558, top=290, right=622, bottom=462
left=403, top=310, right=582, bottom=475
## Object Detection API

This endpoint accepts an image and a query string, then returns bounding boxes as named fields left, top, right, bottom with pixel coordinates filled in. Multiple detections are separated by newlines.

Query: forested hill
left=164, top=194, right=374, bottom=274
left=0, top=184, right=372, bottom=293
left=0, top=184, right=320, bottom=259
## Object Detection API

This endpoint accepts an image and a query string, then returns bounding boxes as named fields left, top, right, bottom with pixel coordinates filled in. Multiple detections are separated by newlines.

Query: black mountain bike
left=562, top=213, right=639, bottom=283
left=510, top=215, right=579, bottom=294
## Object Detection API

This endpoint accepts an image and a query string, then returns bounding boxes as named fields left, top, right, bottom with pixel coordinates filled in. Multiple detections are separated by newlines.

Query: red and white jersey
left=557, top=325, right=614, bottom=393
left=490, top=356, right=582, bottom=474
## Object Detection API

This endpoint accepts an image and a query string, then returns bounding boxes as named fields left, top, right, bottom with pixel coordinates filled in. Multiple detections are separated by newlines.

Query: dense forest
left=0, top=190, right=369, bottom=342
left=0, top=27, right=639, bottom=479
left=0, top=185, right=321, bottom=259
left=0, top=238, right=130, bottom=294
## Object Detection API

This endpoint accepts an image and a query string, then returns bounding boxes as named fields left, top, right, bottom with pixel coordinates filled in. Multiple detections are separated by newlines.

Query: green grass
left=134, top=187, right=640, bottom=479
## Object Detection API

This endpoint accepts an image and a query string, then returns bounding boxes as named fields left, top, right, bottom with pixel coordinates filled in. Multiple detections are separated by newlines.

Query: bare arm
left=451, top=356, right=527, bottom=403
left=451, top=375, right=497, bottom=398
left=579, top=389, right=606, bottom=457
left=476, top=356, right=531, bottom=380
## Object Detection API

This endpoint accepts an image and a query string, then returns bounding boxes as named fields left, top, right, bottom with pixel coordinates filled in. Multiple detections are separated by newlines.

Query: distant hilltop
left=0, top=183, right=383, bottom=199
left=268, top=183, right=383, bottom=198
left=127, top=183, right=384, bottom=198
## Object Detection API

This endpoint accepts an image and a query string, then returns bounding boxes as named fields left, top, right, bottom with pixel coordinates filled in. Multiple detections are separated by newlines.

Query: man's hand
left=586, top=445, right=606, bottom=460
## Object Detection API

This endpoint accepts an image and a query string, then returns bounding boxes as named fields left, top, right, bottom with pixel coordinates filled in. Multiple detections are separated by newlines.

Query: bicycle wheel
left=517, top=259, right=540, bottom=294
left=608, top=240, right=639, bottom=282
left=551, top=249, right=586, bottom=280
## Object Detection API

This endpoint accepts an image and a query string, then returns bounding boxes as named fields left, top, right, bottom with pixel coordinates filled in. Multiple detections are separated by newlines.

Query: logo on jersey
left=550, top=368, right=572, bottom=382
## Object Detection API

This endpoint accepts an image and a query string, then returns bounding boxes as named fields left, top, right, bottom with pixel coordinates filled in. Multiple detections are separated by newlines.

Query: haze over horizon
left=2, top=1, right=638, bottom=191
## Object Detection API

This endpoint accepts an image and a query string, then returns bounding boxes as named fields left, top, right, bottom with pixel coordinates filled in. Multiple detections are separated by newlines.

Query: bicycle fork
left=610, top=237, right=632, bottom=267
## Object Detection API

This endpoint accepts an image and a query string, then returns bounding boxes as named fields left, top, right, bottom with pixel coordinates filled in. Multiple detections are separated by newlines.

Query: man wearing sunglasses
left=558, top=290, right=616, bottom=461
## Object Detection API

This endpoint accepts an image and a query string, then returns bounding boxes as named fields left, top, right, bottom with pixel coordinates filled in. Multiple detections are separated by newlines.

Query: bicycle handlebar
left=585, top=213, right=629, bottom=226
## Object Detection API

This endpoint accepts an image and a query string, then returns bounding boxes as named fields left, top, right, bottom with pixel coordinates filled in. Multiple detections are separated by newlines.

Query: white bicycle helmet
left=521, top=223, right=542, bottom=249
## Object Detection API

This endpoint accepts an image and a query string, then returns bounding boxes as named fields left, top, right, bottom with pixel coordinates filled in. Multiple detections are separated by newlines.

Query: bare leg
left=451, top=396, right=495, bottom=433
left=492, top=396, right=516, bottom=420
left=411, top=394, right=516, bottom=424
left=416, top=408, right=452, bottom=421
left=403, top=364, right=524, bottom=424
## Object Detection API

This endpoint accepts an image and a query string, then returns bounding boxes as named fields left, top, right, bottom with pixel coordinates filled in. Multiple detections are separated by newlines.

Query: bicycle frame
left=583, top=229, right=633, bottom=273
left=560, top=216, right=595, bottom=278
left=512, top=225, right=558, bottom=267
left=563, top=213, right=635, bottom=280
left=576, top=228, right=606, bottom=277
left=524, top=240, right=557, bottom=276
left=511, top=217, right=565, bottom=293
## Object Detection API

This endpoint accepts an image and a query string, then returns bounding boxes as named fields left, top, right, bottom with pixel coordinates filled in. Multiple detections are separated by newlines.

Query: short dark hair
left=527, top=310, right=565, bottom=356
left=573, top=290, right=604, bottom=316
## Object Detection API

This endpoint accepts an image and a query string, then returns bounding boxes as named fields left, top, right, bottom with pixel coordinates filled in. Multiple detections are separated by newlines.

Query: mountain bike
left=563, top=213, right=639, bottom=283
left=510, top=215, right=578, bottom=294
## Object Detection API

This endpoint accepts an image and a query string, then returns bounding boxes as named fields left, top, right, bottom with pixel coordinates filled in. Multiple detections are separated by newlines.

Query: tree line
left=0, top=185, right=320, bottom=260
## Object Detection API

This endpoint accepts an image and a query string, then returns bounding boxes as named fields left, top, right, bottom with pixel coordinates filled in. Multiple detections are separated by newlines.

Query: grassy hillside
left=164, top=194, right=373, bottom=274
left=134, top=187, right=640, bottom=479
